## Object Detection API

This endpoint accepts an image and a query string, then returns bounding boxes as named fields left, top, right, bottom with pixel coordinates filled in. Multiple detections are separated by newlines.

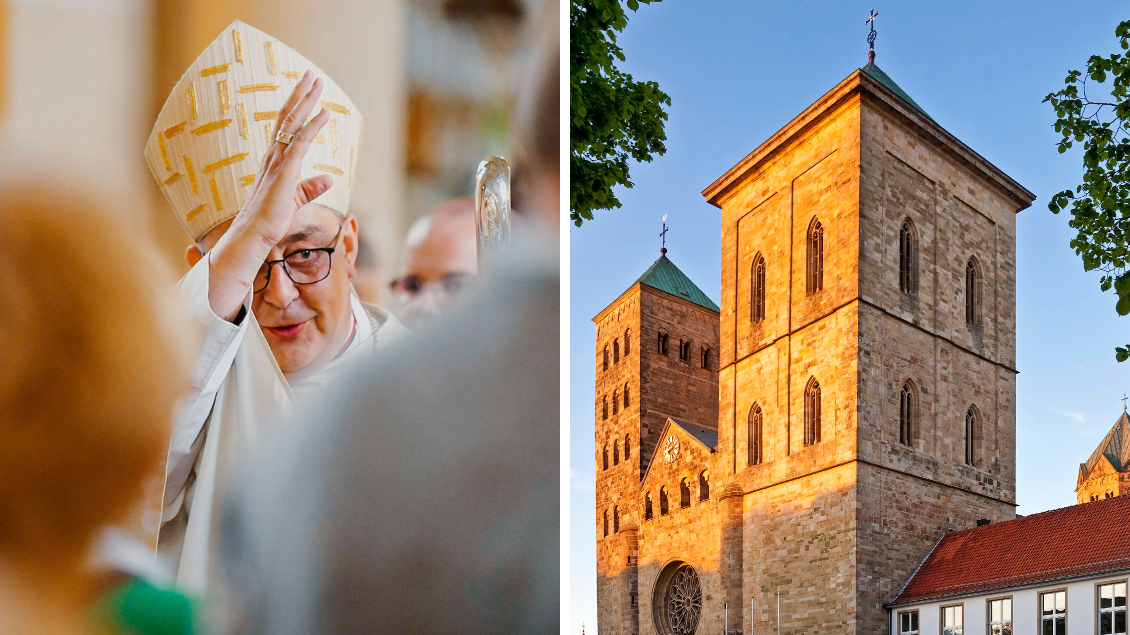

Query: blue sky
left=569, top=2, right=1130, bottom=633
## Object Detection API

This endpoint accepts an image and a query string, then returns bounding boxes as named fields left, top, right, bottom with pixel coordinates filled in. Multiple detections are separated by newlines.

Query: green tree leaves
left=570, top=0, right=671, bottom=226
left=1045, top=19, right=1130, bottom=361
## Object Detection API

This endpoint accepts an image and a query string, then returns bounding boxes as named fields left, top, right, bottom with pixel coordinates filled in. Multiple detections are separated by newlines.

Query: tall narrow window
left=699, top=470, right=710, bottom=501
left=988, top=598, right=1012, bottom=635
left=964, top=407, right=977, bottom=466
left=1099, top=582, right=1126, bottom=635
left=603, top=346, right=609, bottom=370
left=1040, top=591, right=1066, bottom=635
left=624, top=434, right=631, bottom=460
left=624, top=329, right=632, bottom=355
left=658, top=331, right=669, bottom=356
left=965, top=257, right=982, bottom=327
left=898, top=611, right=919, bottom=635
left=613, top=440, right=619, bottom=465
left=804, top=377, right=822, bottom=445
left=645, top=492, right=653, bottom=520
left=603, top=510, right=608, bottom=537
left=660, top=486, right=669, bottom=515
left=748, top=403, right=763, bottom=466
left=679, top=339, right=692, bottom=362
left=899, top=219, right=918, bottom=294
left=679, top=478, right=691, bottom=508
left=700, top=347, right=711, bottom=369
left=602, top=445, right=608, bottom=470
left=752, top=253, right=766, bottom=322
left=941, top=605, right=963, bottom=635
left=899, top=381, right=915, bottom=446
left=624, top=384, right=631, bottom=408
left=806, top=218, right=824, bottom=294
left=612, top=390, right=619, bottom=415
left=613, top=339, right=620, bottom=364
left=613, top=506, right=619, bottom=533
left=602, top=396, right=608, bottom=420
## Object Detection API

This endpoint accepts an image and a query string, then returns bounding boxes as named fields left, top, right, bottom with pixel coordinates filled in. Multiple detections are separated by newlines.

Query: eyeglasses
left=389, top=272, right=475, bottom=300
left=254, top=225, right=343, bottom=293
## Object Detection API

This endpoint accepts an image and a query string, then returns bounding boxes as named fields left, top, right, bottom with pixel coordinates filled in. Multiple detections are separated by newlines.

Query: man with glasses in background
left=389, top=198, right=478, bottom=327
left=145, top=22, right=405, bottom=592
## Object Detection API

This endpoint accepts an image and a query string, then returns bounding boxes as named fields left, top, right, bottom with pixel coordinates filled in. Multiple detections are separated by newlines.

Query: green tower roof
left=862, top=62, right=934, bottom=122
left=635, top=252, right=720, bottom=312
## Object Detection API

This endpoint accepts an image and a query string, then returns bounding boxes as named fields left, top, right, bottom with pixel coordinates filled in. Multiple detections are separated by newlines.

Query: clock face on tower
left=663, top=435, right=680, bottom=463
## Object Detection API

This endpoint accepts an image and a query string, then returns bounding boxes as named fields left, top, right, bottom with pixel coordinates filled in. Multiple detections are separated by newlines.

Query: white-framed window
left=1040, top=590, right=1066, bottom=635
left=1099, top=581, right=1127, bottom=635
left=941, top=604, right=963, bottom=635
left=897, top=610, right=918, bottom=635
left=987, top=597, right=1011, bottom=635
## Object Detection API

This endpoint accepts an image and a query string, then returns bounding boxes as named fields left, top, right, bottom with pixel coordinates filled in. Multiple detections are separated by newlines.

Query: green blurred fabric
left=87, top=578, right=197, bottom=635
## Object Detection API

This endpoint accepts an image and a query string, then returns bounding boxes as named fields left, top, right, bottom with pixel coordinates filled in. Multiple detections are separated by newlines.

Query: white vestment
left=157, top=256, right=406, bottom=593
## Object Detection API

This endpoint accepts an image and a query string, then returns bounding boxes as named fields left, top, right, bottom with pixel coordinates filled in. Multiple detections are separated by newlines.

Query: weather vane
left=866, top=9, right=879, bottom=65
left=660, top=214, right=669, bottom=254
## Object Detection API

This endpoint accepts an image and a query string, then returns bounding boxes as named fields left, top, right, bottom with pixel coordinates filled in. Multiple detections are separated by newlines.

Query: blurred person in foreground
left=220, top=2, right=560, bottom=632
left=0, top=183, right=196, bottom=634
left=389, top=198, right=478, bottom=327
left=145, top=22, right=406, bottom=593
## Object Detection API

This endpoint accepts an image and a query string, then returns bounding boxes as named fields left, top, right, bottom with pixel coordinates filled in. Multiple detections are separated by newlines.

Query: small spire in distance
left=866, top=9, right=879, bottom=65
left=660, top=214, right=669, bottom=255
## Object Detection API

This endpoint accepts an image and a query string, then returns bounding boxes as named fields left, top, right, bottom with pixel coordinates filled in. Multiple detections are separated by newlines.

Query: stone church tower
left=1076, top=410, right=1130, bottom=503
left=594, top=61, right=1035, bottom=635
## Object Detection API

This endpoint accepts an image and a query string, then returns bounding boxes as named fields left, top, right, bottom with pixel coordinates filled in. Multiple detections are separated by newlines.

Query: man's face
left=392, top=202, right=478, bottom=327
left=201, top=206, right=358, bottom=379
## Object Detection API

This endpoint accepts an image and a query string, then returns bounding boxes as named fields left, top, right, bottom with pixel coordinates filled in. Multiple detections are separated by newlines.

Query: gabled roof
left=636, top=254, right=720, bottom=313
left=888, top=494, right=1130, bottom=606
left=1081, top=412, right=1130, bottom=479
left=640, top=417, right=719, bottom=486
left=861, top=62, right=933, bottom=122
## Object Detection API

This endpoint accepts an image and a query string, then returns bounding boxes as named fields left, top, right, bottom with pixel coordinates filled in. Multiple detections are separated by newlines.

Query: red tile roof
left=890, top=494, right=1130, bottom=605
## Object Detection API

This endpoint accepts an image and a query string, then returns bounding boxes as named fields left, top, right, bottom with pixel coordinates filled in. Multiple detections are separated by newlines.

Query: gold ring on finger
left=276, top=131, right=295, bottom=145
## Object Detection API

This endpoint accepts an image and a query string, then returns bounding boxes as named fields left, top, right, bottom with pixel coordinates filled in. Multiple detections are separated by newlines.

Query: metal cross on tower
left=1123, top=393, right=1127, bottom=411
left=660, top=214, right=669, bottom=254
left=866, top=9, right=879, bottom=64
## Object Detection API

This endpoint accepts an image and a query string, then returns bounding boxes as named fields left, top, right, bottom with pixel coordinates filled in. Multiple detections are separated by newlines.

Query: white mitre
left=146, top=20, right=362, bottom=241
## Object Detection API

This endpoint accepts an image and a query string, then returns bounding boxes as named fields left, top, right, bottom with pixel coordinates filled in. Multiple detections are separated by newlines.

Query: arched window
left=624, top=329, right=631, bottom=355
left=612, top=389, right=619, bottom=415
left=964, top=407, right=978, bottom=466
left=679, top=478, right=691, bottom=508
left=624, top=384, right=631, bottom=408
left=804, top=377, right=822, bottom=445
left=899, top=219, right=919, bottom=294
left=660, top=486, right=669, bottom=515
left=613, top=505, right=620, bottom=533
left=624, top=434, right=631, bottom=460
left=645, top=492, right=653, bottom=520
left=699, top=470, right=710, bottom=501
left=613, top=339, right=620, bottom=364
left=603, top=510, right=609, bottom=536
left=613, top=440, right=620, bottom=465
left=748, top=403, right=763, bottom=466
left=679, top=339, right=692, bottom=362
left=752, top=252, right=767, bottom=323
left=602, top=396, right=608, bottom=420
left=658, top=331, right=669, bottom=356
left=806, top=218, right=824, bottom=294
left=602, top=445, right=609, bottom=470
left=965, top=257, right=982, bottom=327
left=899, top=381, right=915, bottom=446
left=700, top=346, right=711, bottom=369
left=603, top=345, right=609, bottom=371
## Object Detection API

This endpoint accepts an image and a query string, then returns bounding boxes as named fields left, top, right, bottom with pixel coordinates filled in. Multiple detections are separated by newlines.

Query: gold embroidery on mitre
left=239, top=174, right=255, bottom=186
left=237, top=103, right=249, bottom=140
left=265, top=41, right=278, bottom=75
left=219, top=80, right=230, bottom=115
left=233, top=29, right=243, bottom=63
left=210, top=175, right=223, bottom=211
left=239, top=83, right=279, bottom=93
left=313, top=135, right=325, bottom=144
left=186, top=203, right=207, bottom=222
left=282, top=71, right=301, bottom=79
left=156, top=134, right=171, bottom=171
left=164, top=121, right=187, bottom=138
left=322, top=101, right=351, bottom=115
left=201, top=63, right=230, bottom=77
left=184, top=156, right=198, bottom=194
left=187, top=84, right=198, bottom=120
left=253, top=111, right=278, bottom=122
left=191, top=119, right=232, bottom=136
left=164, top=172, right=184, bottom=186
left=330, top=118, right=338, bottom=156
left=314, top=164, right=344, bottom=176
left=203, top=152, right=249, bottom=173
left=263, top=123, right=272, bottom=144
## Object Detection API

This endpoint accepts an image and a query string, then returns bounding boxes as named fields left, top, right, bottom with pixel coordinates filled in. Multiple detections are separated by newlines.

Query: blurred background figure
left=0, top=0, right=544, bottom=302
left=390, top=197, right=478, bottom=327
left=0, top=181, right=195, bottom=634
